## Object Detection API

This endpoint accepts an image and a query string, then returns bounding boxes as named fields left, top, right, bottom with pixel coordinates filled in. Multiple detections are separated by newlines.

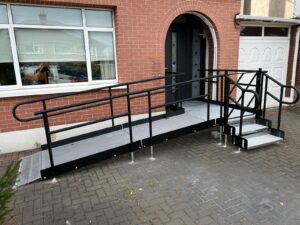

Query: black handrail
left=34, top=75, right=220, bottom=115
left=12, top=68, right=300, bottom=177
left=263, top=72, right=300, bottom=105
left=262, top=72, right=300, bottom=129
left=12, top=73, right=186, bottom=122
left=15, top=72, right=234, bottom=176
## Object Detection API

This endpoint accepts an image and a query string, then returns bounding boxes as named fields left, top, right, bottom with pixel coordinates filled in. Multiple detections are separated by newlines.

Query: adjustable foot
left=218, top=126, right=223, bottom=146
left=150, top=146, right=155, bottom=161
left=129, top=152, right=135, bottom=164
left=234, top=148, right=241, bottom=154
left=223, top=134, right=228, bottom=148
left=51, top=177, right=57, bottom=183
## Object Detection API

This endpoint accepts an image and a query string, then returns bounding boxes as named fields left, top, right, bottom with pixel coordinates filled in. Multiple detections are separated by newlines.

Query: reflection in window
left=0, top=30, right=16, bottom=86
left=0, top=5, right=8, bottom=24
left=264, top=27, right=288, bottom=37
left=11, top=5, right=82, bottom=26
left=15, top=29, right=88, bottom=85
left=89, top=32, right=116, bottom=80
left=85, top=10, right=113, bottom=28
left=240, top=26, right=262, bottom=36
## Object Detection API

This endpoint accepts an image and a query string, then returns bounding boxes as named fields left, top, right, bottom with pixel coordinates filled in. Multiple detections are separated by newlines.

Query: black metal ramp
left=17, top=101, right=253, bottom=184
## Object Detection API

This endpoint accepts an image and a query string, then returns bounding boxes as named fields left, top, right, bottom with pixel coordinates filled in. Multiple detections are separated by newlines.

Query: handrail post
left=108, top=87, right=115, bottom=127
left=224, top=71, right=230, bottom=125
left=263, top=76, right=269, bottom=119
left=42, top=112, right=55, bottom=178
left=126, top=85, right=134, bottom=163
left=147, top=91, right=155, bottom=160
left=220, top=72, right=224, bottom=119
left=239, top=90, right=245, bottom=137
left=207, top=76, right=211, bottom=121
left=278, top=86, right=284, bottom=130
left=255, top=68, right=263, bottom=119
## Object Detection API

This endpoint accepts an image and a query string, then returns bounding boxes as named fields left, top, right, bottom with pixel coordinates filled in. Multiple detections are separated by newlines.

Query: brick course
left=0, top=0, right=241, bottom=133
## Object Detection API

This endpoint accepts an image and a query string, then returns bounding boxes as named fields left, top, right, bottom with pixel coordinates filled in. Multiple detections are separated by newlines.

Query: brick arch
left=155, top=2, right=220, bottom=73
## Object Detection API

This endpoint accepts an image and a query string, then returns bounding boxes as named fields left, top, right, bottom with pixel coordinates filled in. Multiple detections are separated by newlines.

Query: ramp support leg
left=218, top=125, right=223, bottom=145
left=150, top=146, right=155, bottom=161
left=223, top=134, right=228, bottom=148
left=129, top=152, right=135, bottom=164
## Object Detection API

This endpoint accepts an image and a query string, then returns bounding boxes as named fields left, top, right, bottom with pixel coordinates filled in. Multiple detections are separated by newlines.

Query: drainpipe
left=291, top=26, right=300, bottom=101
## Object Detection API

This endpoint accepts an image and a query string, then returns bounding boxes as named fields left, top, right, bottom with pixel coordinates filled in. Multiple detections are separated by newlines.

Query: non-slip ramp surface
left=17, top=152, right=42, bottom=186
left=40, top=102, right=227, bottom=171
left=17, top=102, right=250, bottom=185
left=42, top=128, right=130, bottom=169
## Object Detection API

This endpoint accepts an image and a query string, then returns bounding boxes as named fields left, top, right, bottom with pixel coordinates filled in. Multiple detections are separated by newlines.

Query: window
left=0, top=30, right=16, bottom=86
left=0, top=4, right=117, bottom=90
left=243, top=0, right=251, bottom=15
left=264, top=27, right=289, bottom=37
left=15, top=29, right=88, bottom=85
left=11, top=5, right=83, bottom=26
left=89, top=32, right=116, bottom=80
left=0, top=5, right=8, bottom=24
left=85, top=10, right=113, bottom=28
left=240, top=26, right=262, bottom=36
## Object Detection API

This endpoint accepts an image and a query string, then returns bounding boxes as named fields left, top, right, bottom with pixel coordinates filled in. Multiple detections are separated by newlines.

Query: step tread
left=243, top=133, right=283, bottom=149
left=232, top=123, right=268, bottom=135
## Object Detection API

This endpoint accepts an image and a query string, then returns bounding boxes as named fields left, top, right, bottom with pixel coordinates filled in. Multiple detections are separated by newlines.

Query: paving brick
left=1, top=105, right=300, bottom=224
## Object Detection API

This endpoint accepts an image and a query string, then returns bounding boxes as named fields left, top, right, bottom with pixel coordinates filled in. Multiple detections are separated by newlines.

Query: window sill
left=0, top=82, right=126, bottom=98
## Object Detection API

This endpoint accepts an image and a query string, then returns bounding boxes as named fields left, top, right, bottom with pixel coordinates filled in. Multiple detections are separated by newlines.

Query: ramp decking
left=17, top=101, right=249, bottom=186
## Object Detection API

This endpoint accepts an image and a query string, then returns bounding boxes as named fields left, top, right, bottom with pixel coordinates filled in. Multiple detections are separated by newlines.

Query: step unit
left=229, top=123, right=268, bottom=136
left=240, top=132, right=283, bottom=150
left=226, top=118, right=284, bottom=150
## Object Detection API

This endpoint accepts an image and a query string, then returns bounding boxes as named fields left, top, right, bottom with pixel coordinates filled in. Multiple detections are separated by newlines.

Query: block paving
left=1, top=105, right=300, bottom=225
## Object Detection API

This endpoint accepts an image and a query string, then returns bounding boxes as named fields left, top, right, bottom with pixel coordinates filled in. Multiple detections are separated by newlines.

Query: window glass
left=240, top=26, right=262, bottom=36
left=85, top=10, right=113, bottom=28
left=89, top=32, right=116, bottom=80
left=264, top=27, right=288, bottom=37
left=11, top=5, right=82, bottom=26
left=15, top=29, right=88, bottom=85
left=0, top=5, right=8, bottom=24
left=0, top=30, right=16, bottom=86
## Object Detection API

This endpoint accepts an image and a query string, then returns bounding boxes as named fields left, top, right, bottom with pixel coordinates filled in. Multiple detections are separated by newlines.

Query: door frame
left=164, top=12, right=218, bottom=102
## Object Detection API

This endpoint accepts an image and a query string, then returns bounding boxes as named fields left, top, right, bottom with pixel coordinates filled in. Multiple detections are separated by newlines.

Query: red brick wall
left=0, top=0, right=241, bottom=133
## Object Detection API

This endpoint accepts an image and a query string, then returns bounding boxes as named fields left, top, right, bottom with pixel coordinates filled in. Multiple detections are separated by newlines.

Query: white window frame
left=0, top=4, right=120, bottom=98
left=240, top=23, right=291, bottom=40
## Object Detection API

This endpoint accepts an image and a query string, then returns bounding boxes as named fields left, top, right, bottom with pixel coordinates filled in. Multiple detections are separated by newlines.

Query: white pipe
left=291, top=26, right=300, bottom=101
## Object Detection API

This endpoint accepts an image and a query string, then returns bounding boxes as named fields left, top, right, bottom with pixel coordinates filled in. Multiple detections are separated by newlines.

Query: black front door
left=165, top=14, right=206, bottom=105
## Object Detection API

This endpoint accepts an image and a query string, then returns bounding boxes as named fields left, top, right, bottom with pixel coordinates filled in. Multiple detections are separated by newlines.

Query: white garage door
left=238, top=26, right=290, bottom=108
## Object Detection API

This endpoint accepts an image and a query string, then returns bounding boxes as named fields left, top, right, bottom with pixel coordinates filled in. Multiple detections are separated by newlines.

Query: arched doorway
left=165, top=13, right=216, bottom=106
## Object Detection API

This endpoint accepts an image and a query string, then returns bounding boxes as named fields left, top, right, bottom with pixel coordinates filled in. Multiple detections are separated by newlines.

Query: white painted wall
left=294, top=0, right=300, bottom=17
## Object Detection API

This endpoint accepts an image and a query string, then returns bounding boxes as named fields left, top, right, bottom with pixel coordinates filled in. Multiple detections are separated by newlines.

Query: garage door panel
left=238, top=37, right=289, bottom=108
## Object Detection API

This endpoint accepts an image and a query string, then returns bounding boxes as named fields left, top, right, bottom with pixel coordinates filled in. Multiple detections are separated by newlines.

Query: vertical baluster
left=224, top=71, right=230, bottom=125
left=255, top=68, right=262, bottom=119
left=223, top=71, right=230, bottom=148
left=239, top=90, right=245, bottom=138
left=147, top=91, right=155, bottom=160
left=216, top=70, right=219, bottom=102
left=207, top=76, right=211, bottom=121
left=126, top=85, right=134, bottom=164
left=109, top=87, right=114, bottom=127
left=263, top=76, right=268, bottom=119
left=42, top=112, right=55, bottom=178
left=277, top=86, right=284, bottom=130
